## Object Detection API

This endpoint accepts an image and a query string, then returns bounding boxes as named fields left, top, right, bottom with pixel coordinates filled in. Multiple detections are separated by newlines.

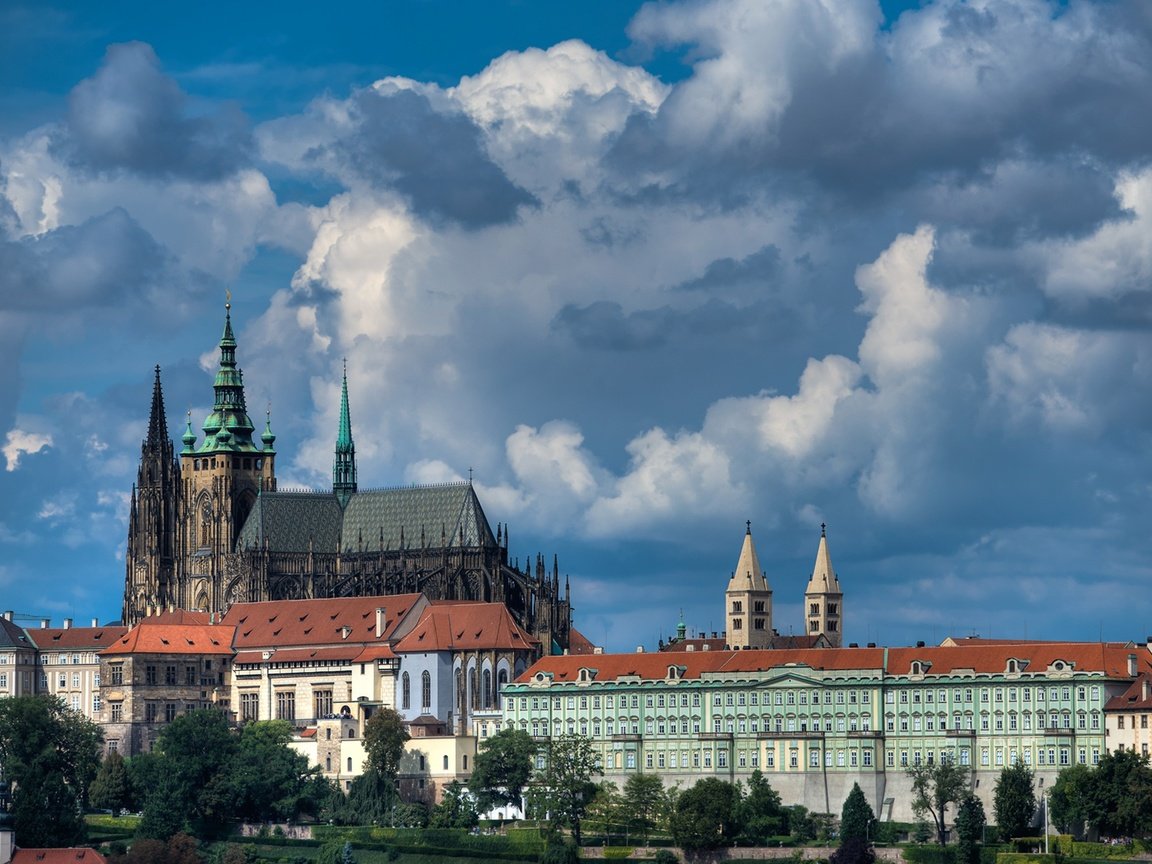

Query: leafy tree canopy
left=470, top=727, right=536, bottom=813
left=738, top=770, right=788, bottom=845
left=430, top=780, right=479, bottom=829
left=0, top=695, right=102, bottom=847
left=955, top=794, right=986, bottom=864
left=528, top=733, right=603, bottom=844
left=670, top=777, right=738, bottom=851
left=906, top=758, right=971, bottom=846
left=363, top=709, right=409, bottom=780
left=993, top=761, right=1036, bottom=841
left=623, top=773, right=665, bottom=841
left=90, top=750, right=132, bottom=815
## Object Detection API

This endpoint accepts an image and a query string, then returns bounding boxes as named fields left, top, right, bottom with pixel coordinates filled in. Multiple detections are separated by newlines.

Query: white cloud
left=3, top=428, right=52, bottom=471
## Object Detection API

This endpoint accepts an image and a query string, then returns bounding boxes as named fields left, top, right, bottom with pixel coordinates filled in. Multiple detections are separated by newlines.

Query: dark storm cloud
left=612, top=0, right=1152, bottom=217
left=62, top=42, right=252, bottom=180
left=336, top=88, right=537, bottom=229
left=675, top=244, right=781, bottom=294
left=551, top=297, right=794, bottom=351
left=0, top=208, right=207, bottom=314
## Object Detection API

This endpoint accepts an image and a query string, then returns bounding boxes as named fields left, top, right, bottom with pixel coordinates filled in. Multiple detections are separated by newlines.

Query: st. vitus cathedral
left=124, top=302, right=573, bottom=651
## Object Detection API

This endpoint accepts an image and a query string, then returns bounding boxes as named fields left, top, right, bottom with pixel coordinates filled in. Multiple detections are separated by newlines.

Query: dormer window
left=910, top=660, right=932, bottom=677
left=1006, top=658, right=1030, bottom=674
left=577, top=667, right=597, bottom=683
left=667, top=665, right=680, bottom=680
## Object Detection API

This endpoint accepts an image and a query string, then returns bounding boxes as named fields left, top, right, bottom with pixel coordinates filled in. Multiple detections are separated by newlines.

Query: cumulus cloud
left=4, top=428, right=52, bottom=471
left=63, top=42, right=252, bottom=180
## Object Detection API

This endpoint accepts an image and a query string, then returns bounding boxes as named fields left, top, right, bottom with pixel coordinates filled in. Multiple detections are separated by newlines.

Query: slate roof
left=392, top=602, right=537, bottom=653
left=0, top=617, right=28, bottom=649
left=235, top=483, right=496, bottom=554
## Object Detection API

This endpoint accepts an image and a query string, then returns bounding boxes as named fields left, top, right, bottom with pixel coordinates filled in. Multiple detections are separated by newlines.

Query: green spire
left=261, top=405, right=276, bottom=452
left=198, top=296, right=258, bottom=453
left=181, top=410, right=196, bottom=454
left=333, top=360, right=357, bottom=506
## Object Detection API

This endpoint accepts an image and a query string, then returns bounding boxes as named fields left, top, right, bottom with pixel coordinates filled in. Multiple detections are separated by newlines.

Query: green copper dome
left=197, top=301, right=262, bottom=454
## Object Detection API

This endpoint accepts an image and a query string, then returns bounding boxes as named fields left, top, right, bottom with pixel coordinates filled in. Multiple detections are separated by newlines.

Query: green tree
left=670, top=778, right=738, bottom=851
left=830, top=836, right=876, bottom=864
left=840, top=783, right=876, bottom=845
left=737, top=770, right=787, bottom=845
left=993, top=762, right=1036, bottom=841
left=0, top=695, right=102, bottom=847
left=623, top=773, right=665, bottom=842
left=430, top=780, right=479, bottom=829
left=141, top=708, right=239, bottom=839
left=1049, top=763, right=1093, bottom=838
left=954, top=794, right=985, bottom=864
left=585, top=782, right=624, bottom=841
left=529, top=733, right=602, bottom=844
left=229, top=720, right=323, bottom=821
left=90, top=750, right=132, bottom=814
left=363, top=709, right=409, bottom=780
left=338, top=766, right=396, bottom=825
left=907, top=758, right=972, bottom=846
left=470, top=727, right=536, bottom=814
left=1086, top=748, right=1152, bottom=838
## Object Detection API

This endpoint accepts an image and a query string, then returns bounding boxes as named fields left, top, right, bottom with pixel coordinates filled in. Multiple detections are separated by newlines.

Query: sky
left=2, top=0, right=1152, bottom=652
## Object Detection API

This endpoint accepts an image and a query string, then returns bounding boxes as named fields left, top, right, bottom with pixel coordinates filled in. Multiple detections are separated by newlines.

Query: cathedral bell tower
left=726, top=522, right=773, bottom=649
left=123, top=366, right=181, bottom=624
left=333, top=361, right=357, bottom=507
left=178, top=298, right=276, bottom=614
left=804, top=524, right=843, bottom=647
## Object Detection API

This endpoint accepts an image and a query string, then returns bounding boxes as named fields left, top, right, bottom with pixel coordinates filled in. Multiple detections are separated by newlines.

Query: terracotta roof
left=26, top=626, right=128, bottom=650
left=392, top=602, right=538, bottom=653
left=517, top=642, right=1152, bottom=684
left=102, top=623, right=235, bottom=656
left=222, top=594, right=423, bottom=649
left=145, top=610, right=212, bottom=625
left=12, top=850, right=107, bottom=864
left=660, top=634, right=828, bottom=652
left=1106, top=674, right=1152, bottom=711
left=567, top=627, right=598, bottom=655
left=234, top=647, right=364, bottom=665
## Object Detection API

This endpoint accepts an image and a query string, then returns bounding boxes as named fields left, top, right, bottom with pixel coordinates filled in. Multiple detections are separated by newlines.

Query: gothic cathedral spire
left=333, top=360, right=357, bottom=507
left=123, top=366, right=181, bottom=624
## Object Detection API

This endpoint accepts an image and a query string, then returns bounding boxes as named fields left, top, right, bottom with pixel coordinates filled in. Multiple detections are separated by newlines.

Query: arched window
left=469, top=668, right=477, bottom=708
left=483, top=669, right=492, bottom=708
left=421, top=671, right=432, bottom=710
left=326, top=755, right=331, bottom=770
left=402, top=672, right=411, bottom=710
left=497, top=669, right=508, bottom=708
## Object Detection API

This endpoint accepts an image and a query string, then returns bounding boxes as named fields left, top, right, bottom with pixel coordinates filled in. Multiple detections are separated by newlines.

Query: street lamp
left=1043, top=790, right=1050, bottom=856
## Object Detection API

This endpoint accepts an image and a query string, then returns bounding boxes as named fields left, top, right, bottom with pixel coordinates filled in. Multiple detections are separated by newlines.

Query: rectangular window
left=717, top=750, right=727, bottom=768
left=314, top=689, right=333, bottom=718
left=165, top=702, right=177, bottom=723
left=276, top=690, right=296, bottom=722
left=241, top=692, right=259, bottom=721
left=165, top=665, right=177, bottom=686
left=862, top=749, right=872, bottom=767
left=145, top=665, right=157, bottom=685
left=145, top=702, right=158, bottom=723
left=110, top=702, right=123, bottom=722
left=186, top=666, right=196, bottom=686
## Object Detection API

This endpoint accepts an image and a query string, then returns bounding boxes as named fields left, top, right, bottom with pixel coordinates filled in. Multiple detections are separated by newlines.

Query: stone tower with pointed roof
left=804, top=524, right=843, bottom=647
left=726, top=522, right=773, bottom=649
left=124, top=366, right=182, bottom=621
left=123, top=302, right=572, bottom=651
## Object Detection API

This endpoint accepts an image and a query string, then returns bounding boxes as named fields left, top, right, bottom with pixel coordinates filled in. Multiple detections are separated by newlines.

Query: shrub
left=653, top=851, right=678, bottom=864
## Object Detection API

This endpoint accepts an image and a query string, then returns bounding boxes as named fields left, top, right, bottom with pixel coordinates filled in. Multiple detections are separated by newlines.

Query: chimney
left=1, top=611, right=11, bottom=621
left=702, top=643, right=711, bottom=651
left=916, top=640, right=926, bottom=648
left=375, top=607, right=386, bottom=639
left=593, top=646, right=603, bottom=655
left=635, top=646, right=644, bottom=653
left=1129, top=654, right=1139, bottom=677
left=63, top=618, right=72, bottom=630
left=41, top=619, right=50, bottom=629
left=686, top=644, right=696, bottom=652
left=1143, top=678, right=1150, bottom=702
left=91, top=618, right=99, bottom=628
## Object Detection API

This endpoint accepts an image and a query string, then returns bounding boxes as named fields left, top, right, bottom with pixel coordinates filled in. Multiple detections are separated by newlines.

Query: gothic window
left=402, top=673, right=411, bottom=710
left=483, top=669, right=492, bottom=708
left=497, top=669, right=508, bottom=708
left=422, top=671, right=432, bottom=711
left=810, top=603, right=820, bottom=615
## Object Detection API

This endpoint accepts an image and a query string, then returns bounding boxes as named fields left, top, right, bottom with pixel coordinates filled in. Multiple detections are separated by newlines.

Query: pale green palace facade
left=499, top=640, right=1150, bottom=824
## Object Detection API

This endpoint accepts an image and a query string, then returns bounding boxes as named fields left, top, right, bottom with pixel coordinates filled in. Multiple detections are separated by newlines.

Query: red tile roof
left=517, top=642, right=1152, bottom=684
left=145, top=610, right=212, bottom=625
left=1106, top=674, right=1152, bottom=711
left=222, top=594, right=423, bottom=649
left=392, top=602, right=538, bottom=653
left=26, top=626, right=127, bottom=650
left=13, top=850, right=107, bottom=864
left=102, top=623, right=235, bottom=657
left=566, top=627, right=598, bottom=655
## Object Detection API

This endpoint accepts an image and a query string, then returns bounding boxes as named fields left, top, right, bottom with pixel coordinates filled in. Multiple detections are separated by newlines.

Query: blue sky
left=2, top=0, right=1151, bottom=651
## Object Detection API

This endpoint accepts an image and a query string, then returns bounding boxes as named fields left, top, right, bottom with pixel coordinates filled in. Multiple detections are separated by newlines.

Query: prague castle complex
left=123, top=303, right=573, bottom=651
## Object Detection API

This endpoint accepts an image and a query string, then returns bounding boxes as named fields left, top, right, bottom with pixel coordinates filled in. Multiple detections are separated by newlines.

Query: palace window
left=165, top=665, right=177, bottom=686
left=241, top=692, right=259, bottom=721
left=110, top=702, right=123, bottom=722
left=276, top=690, right=296, bottom=722
left=314, top=689, right=333, bottom=718
left=423, top=672, right=432, bottom=710
left=145, top=665, right=157, bottom=685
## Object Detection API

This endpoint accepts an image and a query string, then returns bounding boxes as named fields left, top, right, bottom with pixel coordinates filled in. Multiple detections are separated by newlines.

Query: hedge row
left=230, top=835, right=536, bottom=864
left=311, top=827, right=545, bottom=855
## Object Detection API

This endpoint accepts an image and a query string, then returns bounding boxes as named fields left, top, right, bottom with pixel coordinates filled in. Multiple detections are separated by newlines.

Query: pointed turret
left=147, top=366, right=168, bottom=446
left=804, top=523, right=844, bottom=647
left=333, top=360, right=357, bottom=507
left=197, top=299, right=258, bottom=452
left=725, top=521, right=773, bottom=649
